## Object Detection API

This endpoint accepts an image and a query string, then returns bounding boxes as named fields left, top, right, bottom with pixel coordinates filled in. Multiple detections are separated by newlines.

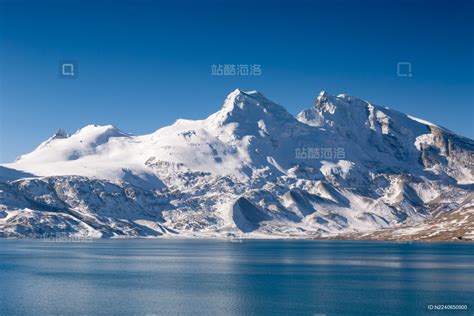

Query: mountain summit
left=1, top=89, right=473, bottom=240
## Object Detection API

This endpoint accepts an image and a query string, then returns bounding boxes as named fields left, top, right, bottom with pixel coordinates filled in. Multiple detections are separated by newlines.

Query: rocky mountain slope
left=1, top=89, right=473, bottom=240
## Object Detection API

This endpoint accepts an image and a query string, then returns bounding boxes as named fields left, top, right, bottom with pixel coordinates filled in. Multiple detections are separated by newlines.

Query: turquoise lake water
left=1, top=239, right=473, bottom=315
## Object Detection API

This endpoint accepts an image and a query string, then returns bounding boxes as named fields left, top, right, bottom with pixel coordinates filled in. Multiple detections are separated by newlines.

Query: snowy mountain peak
left=314, top=91, right=365, bottom=111
left=302, top=90, right=398, bottom=134
left=221, top=89, right=272, bottom=111
left=210, top=89, right=296, bottom=129
left=73, top=124, right=126, bottom=136
left=13, top=124, right=131, bottom=166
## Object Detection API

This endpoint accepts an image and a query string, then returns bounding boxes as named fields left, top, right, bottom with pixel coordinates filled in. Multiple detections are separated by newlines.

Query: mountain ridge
left=1, top=89, right=473, bottom=240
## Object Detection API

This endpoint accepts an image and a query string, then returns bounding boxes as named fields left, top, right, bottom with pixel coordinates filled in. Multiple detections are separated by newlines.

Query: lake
left=1, top=239, right=473, bottom=315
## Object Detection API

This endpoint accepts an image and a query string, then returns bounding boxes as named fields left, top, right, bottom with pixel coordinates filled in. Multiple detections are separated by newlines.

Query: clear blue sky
left=1, top=0, right=473, bottom=162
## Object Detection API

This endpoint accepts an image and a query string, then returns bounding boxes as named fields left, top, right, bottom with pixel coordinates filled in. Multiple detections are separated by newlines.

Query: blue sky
left=1, top=0, right=473, bottom=162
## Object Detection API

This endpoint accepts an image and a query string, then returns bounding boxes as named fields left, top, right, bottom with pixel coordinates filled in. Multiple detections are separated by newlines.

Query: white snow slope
left=1, top=89, right=473, bottom=239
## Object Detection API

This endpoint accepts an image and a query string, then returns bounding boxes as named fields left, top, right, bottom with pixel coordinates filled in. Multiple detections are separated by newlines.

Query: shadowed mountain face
left=0, top=166, right=36, bottom=181
left=1, top=89, right=473, bottom=239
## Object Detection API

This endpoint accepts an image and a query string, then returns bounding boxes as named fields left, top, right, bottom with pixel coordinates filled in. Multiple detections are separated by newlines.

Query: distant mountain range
left=1, top=89, right=473, bottom=240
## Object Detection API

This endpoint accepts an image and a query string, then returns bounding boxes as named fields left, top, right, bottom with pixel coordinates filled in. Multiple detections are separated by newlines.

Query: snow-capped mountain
left=1, top=89, right=473, bottom=240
